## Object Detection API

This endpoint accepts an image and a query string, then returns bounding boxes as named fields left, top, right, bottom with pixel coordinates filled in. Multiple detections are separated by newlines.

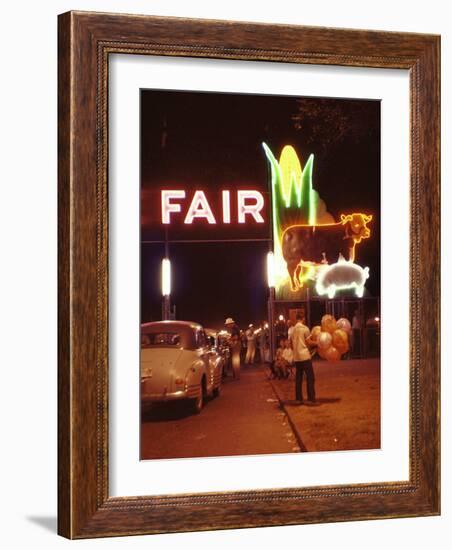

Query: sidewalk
left=269, top=359, right=381, bottom=452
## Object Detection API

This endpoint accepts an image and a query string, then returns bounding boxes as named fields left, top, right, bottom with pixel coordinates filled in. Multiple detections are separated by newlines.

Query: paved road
left=140, top=364, right=300, bottom=460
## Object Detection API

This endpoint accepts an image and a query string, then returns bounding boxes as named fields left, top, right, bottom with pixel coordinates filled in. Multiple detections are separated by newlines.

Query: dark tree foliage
left=291, top=98, right=379, bottom=157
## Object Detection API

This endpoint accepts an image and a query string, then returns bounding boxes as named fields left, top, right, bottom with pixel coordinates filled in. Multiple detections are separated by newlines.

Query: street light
left=266, top=251, right=275, bottom=288
left=161, top=258, right=171, bottom=320
left=162, top=258, right=171, bottom=296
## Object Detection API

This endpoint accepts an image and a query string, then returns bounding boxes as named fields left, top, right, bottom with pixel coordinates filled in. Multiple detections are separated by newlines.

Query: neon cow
left=262, top=143, right=373, bottom=293
left=316, top=257, right=370, bottom=299
left=281, top=213, right=372, bottom=290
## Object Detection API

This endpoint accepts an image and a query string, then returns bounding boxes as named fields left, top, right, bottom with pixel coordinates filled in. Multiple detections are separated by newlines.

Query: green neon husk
left=262, top=143, right=316, bottom=240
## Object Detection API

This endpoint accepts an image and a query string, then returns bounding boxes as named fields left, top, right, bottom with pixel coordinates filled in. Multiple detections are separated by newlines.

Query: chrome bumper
left=141, top=379, right=200, bottom=402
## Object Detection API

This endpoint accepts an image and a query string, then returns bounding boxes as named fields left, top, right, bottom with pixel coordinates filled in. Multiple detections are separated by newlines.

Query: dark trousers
left=294, top=360, right=315, bottom=402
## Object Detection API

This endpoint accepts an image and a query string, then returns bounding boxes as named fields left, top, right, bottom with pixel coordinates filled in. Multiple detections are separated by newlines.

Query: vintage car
left=141, top=321, right=224, bottom=413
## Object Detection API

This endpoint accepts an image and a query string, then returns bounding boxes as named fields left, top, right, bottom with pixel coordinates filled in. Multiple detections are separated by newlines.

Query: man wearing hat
left=225, top=317, right=240, bottom=337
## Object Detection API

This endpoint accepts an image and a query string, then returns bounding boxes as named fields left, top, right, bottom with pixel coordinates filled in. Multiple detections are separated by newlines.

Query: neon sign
left=281, top=213, right=372, bottom=290
left=315, top=256, right=370, bottom=299
left=161, top=190, right=265, bottom=225
left=263, top=142, right=373, bottom=295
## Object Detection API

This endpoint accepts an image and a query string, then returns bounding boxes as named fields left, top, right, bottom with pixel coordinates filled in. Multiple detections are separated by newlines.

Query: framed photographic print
left=58, top=11, right=440, bottom=538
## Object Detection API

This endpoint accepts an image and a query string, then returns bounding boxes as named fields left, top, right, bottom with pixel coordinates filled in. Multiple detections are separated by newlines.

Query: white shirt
left=290, top=322, right=311, bottom=361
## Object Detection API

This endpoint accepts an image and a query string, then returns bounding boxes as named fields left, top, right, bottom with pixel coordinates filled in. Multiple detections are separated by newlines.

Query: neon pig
left=315, top=257, right=370, bottom=299
left=161, top=190, right=265, bottom=224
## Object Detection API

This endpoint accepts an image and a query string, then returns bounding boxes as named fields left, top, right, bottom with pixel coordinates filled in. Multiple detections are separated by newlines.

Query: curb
left=268, top=379, right=307, bottom=452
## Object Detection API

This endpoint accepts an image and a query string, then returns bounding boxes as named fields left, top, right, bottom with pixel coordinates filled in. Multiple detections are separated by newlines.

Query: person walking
left=225, top=317, right=241, bottom=380
left=245, top=324, right=256, bottom=364
left=290, top=312, right=316, bottom=403
left=258, top=322, right=269, bottom=363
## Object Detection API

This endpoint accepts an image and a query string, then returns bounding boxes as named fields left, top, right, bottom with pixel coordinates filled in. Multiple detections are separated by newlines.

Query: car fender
left=185, top=359, right=206, bottom=386
left=209, top=356, right=224, bottom=389
left=217, top=357, right=225, bottom=386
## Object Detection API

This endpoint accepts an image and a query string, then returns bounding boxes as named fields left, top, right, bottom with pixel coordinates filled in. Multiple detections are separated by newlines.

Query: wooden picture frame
left=58, top=11, right=440, bottom=538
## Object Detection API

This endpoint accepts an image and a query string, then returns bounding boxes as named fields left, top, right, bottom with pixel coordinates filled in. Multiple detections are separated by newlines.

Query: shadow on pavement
left=313, top=397, right=342, bottom=404
left=141, top=400, right=212, bottom=422
left=283, top=397, right=342, bottom=406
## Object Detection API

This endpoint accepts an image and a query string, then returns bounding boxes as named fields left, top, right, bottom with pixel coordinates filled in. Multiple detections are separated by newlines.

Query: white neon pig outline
left=315, top=258, right=370, bottom=299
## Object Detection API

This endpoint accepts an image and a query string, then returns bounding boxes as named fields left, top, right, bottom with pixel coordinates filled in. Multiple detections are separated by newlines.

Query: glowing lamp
left=161, top=258, right=171, bottom=296
left=267, top=252, right=276, bottom=288
left=278, top=315, right=284, bottom=322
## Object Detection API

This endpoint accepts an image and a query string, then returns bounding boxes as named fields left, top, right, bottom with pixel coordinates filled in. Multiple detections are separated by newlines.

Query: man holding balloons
left=291, top=312, right=353, bottom=404
left=290, top=312, right=317, bottom=404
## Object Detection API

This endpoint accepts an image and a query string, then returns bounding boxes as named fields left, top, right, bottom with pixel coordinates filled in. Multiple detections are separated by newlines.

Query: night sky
left=140, top=90, right=380, bottom=329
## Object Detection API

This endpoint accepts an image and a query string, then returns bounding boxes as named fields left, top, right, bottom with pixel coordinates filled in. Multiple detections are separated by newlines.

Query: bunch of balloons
left=309, top=315, right=351, bottom=362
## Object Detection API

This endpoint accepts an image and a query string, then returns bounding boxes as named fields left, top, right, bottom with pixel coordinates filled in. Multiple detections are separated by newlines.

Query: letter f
left=161, top=190, right=186, bottom=224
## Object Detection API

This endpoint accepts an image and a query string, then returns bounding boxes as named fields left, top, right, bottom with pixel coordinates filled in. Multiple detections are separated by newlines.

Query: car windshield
left=142, top=332, right=181, bottom=347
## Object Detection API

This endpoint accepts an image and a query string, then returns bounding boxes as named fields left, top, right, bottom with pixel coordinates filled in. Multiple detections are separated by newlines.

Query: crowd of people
left=223, top=318, right=271, bottom=367
left=221, top=309, right=379, bottom=404
left=223, top=313, right=317, bottom=404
